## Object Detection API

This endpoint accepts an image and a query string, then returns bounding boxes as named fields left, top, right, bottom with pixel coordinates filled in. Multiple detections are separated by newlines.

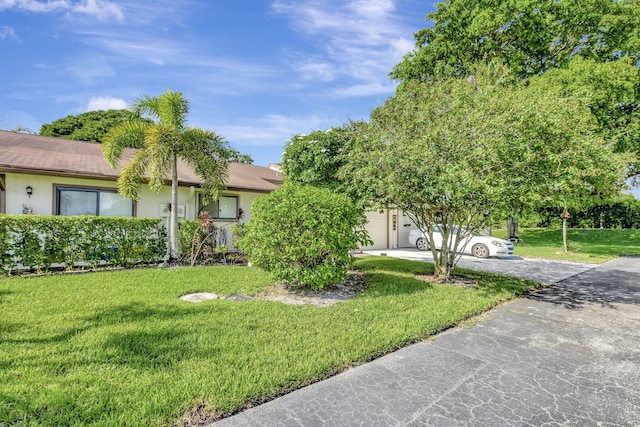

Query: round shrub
left=238, top=184, right=371, bottom=289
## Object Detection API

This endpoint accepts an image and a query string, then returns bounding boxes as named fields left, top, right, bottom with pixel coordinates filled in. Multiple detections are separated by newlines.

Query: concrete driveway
left=211, top=255, right=640, bottom=426
left=362, top=248, right=595, bottom=285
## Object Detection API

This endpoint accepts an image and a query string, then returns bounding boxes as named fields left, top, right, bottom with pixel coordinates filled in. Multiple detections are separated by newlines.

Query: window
left=56, top=186, right=134, bottom=217
left=199, top=194, right=238, bottom=220
left=0, top=174, right=5, bottom=214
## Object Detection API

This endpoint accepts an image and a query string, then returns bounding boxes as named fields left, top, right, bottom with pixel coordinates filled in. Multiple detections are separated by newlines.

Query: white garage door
left=362, top=210, right=388, bottom=250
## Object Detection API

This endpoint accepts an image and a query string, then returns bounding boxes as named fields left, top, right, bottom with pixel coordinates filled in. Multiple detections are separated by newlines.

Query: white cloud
left=0, top=0, right=124, bottom=22
left=272, top=0, right=416, bottom=97
left=332, top=82, right=395, bottom=97
left=72, top=0, right=123, bottom=22
left=64, top=53, right=115, bottom=85
left=0, top=25, right=20, bottom=41
left=296, top=61, right=335, bottom=81
left=215, top=114, right=333, bottom=147
left=86, top=96, right=127, bottom=111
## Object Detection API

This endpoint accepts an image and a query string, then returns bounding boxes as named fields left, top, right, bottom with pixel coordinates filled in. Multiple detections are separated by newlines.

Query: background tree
left=282, top=127, right=349, bottom=191
left=102, top=90, right=229, bottom=261
left=10, top=125, right=34, bottom=134
left=40, top=110, right=152, bottom=143
left=391, top=0, right=639, bottom=81
left=224, top=150, right=254, bottom=165
left=391, top=0, right=640, bottom=183
left=281, top=123, right=376, bottom=206
left=345, top=66, right=627, bottom=281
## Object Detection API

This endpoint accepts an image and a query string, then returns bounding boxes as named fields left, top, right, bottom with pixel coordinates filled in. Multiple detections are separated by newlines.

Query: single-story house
left=0, top=130, right=414, bottom=250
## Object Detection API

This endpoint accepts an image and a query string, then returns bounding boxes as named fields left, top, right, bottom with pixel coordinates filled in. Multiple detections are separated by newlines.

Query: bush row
left=531, top=198, right=640, bottom=229
left=0, top=215, right=166, bottom=275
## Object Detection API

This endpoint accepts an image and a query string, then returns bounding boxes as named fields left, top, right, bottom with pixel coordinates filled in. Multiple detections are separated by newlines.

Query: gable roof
left=0, top=130, right=282, bottom=193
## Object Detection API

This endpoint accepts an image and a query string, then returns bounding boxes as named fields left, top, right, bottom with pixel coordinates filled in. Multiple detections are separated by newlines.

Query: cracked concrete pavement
left=210, top=254, right=640, bottom=426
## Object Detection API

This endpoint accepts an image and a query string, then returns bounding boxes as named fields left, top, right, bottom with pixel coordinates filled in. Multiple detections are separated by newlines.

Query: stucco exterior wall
left=2, top=172, right=266, bottom=224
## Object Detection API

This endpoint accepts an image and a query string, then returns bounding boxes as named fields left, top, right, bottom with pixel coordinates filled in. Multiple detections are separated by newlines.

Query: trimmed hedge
left=533, top=197, right=640, bottom=229
left=0, top=215, right=166, bottom=275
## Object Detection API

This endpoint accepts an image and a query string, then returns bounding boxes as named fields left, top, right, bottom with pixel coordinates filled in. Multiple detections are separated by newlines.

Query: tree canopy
left=391, top=0, right=640, bottom=176
left=391, top=0, right=640, bottom=81
left=102, top=90, right=229, bottom=261
left=40, top=110, right=152, bottom=143
left=345, top=65, right=627, bottom=280
left=281, top=126, right=357, bottom=193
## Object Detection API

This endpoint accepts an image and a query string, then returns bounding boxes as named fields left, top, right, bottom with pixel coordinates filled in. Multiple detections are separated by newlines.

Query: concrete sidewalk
left=211, top=256, right=640, bottom=426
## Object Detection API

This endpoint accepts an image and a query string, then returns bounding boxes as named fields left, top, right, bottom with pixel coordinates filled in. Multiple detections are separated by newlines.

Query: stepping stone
left=179, top=292, right=218, bottom=302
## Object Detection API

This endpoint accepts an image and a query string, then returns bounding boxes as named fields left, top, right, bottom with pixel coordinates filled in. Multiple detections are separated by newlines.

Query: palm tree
left=102, top=90, right=229, bottom=262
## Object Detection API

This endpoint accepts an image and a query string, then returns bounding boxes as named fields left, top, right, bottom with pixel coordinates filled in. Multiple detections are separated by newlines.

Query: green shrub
left=238, top=184, right=371, bottom=290
left=566, top=240, right=582, bottom=252
left=0, top=215, right=166, bottom=275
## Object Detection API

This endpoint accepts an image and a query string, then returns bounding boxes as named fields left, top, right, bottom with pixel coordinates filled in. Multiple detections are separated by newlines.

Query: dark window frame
left=53, top=184, right=136, bottom=217
left=198, top=194, right=239, bottom=220
left=0, top=174, right=5, bottom=214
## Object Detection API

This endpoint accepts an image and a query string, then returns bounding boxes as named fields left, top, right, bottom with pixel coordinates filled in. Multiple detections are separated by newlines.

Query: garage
left=362, top=210, right=389, bottom=250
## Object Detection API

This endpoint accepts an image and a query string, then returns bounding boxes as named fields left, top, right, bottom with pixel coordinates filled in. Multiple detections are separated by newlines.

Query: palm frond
left=132, top=95, right=160, bottom=121
left=102, top=121, right=150, bottom=168
left=181, top=128, right=229, bottom=201
left=156, top=90, right=189, bottom=132
left=117, top=148, right=151, bottom=200
left=145, top=125, right=180, bottom=191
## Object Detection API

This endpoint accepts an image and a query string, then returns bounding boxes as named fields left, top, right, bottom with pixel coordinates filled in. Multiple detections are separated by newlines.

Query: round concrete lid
left=179, top=292, right=218, bottom=302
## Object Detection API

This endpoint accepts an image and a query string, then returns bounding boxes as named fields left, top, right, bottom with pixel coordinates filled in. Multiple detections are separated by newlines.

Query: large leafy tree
left=392, top=0, right=639, bottom=81
left=346, top=66, right=627, bottom=281
left=40, top=110, right=152, bottom=143
left=392, top=0, right=640, bottom=179
left=102, top=90, right=229, bottom=261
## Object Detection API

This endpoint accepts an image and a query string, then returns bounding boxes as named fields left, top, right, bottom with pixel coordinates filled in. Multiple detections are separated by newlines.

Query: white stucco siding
left=2, top=172, right=269, bottom=223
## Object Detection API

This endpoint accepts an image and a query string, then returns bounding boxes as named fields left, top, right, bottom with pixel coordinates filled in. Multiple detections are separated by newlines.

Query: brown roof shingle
left=0, top=131, right=282, bottom=193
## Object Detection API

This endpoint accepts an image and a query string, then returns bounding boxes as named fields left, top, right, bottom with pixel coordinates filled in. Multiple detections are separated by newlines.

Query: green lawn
left=493, top=228, right=640, bottom=262
left=0, top=258, right=538, bottom=426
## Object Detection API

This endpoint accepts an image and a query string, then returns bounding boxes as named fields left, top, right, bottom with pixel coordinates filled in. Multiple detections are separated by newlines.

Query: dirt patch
left=181, top=401, right=219, bottom=427
left=414, top=274, right=477, bottom=287
left=256, top=272, right=367, bottom=307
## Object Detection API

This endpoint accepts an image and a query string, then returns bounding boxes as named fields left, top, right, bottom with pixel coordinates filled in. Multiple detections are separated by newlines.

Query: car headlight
left=490, top=240, right=505, bottom=247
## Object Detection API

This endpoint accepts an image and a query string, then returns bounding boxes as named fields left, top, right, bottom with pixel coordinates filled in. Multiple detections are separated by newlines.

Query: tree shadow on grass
left=363, top=272, right=434, bottom=298
left=99, top=328, right=212, bottom=368
left=455, top=268, right=540, bottom=298
left=0, top=288, right=13, bottom=304
left=84, top=301, right=199, bottom=325
left=357, top=257, right=539, bottom=300
left=85, top=302, right=225, bottom=368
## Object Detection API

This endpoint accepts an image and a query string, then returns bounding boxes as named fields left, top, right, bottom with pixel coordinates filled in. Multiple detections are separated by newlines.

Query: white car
left=408, top=226, right=514, bottom=258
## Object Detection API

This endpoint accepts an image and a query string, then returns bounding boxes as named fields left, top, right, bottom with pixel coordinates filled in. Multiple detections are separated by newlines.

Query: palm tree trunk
left=170, top=154, right=179, bottom=261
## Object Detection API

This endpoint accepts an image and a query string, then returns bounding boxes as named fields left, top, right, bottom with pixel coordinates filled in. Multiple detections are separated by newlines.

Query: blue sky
left=0, top=0, right=435, bottom=166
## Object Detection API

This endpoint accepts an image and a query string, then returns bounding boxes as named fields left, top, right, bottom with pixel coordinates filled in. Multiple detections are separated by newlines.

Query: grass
left=493, top=227, right=640, bottom=262
left=0, top=258, right=539, bottom=426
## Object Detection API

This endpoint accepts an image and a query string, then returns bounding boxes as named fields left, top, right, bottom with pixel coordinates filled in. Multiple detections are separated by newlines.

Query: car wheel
left=416, top=237, right=430, bottom=251
left=472, top=243, right=489, bottom=258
